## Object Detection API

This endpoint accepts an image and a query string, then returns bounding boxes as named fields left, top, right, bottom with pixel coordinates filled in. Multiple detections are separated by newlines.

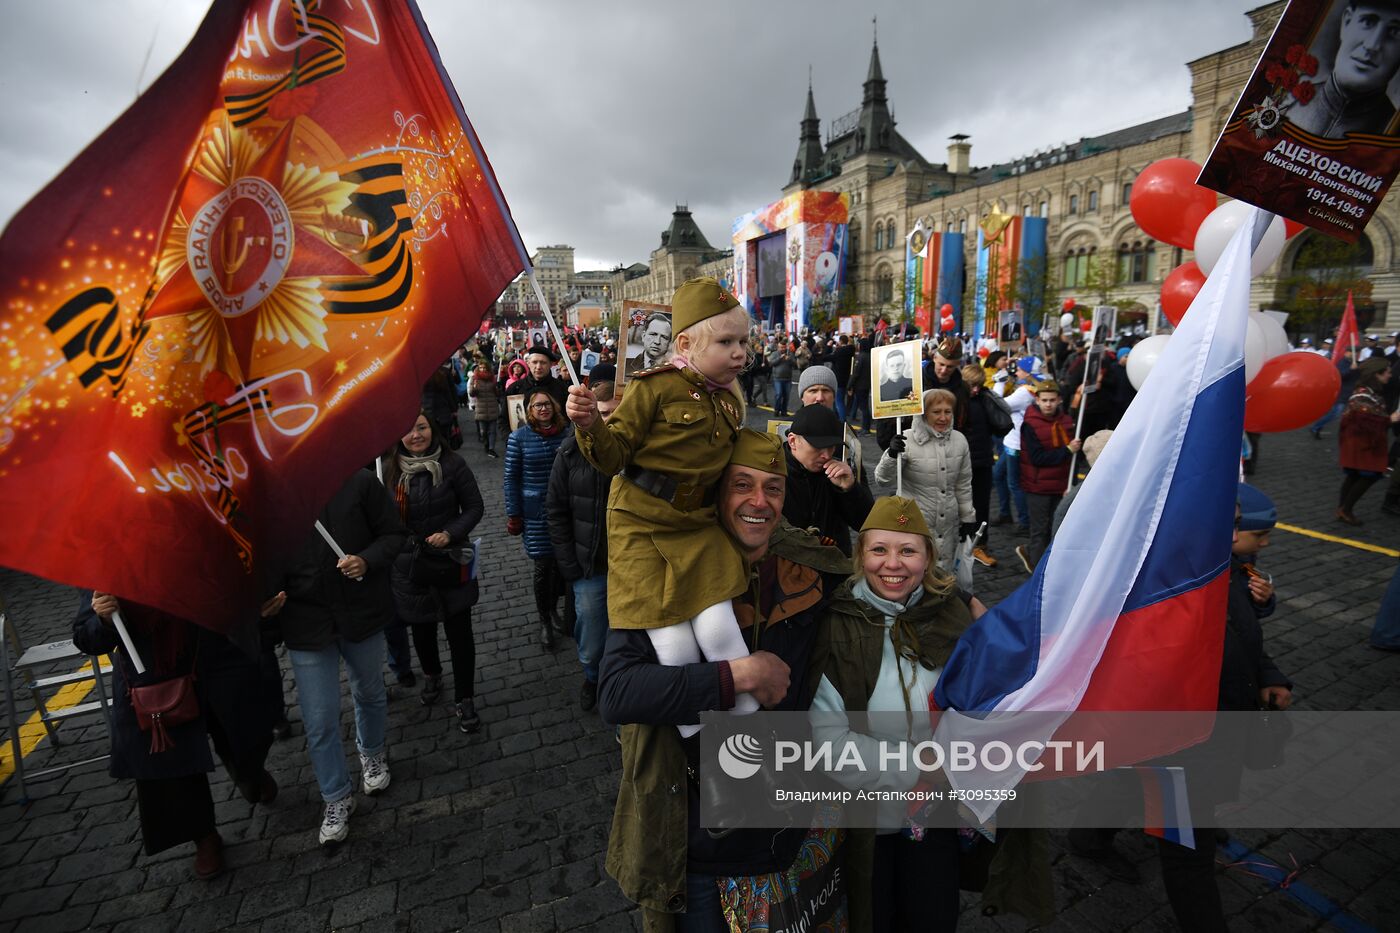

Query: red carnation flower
left=1300, top=53, right=1319, bottom=77
left=203, top=370, right=237, bottom=407
left=1293, top=80, right=1317, bottom=105
left=1285, top=44, right=1303, bottom=65
left=1265, top=62, right=1285, bottom=85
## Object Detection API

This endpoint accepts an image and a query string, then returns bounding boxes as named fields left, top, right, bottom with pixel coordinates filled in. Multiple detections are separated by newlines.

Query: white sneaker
left=360, top=751, right=391, bottom=796
left=318, top=795, right=356, bottom=846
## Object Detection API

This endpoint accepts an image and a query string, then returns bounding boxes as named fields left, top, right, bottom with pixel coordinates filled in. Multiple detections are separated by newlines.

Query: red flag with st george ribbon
left=0, top=1, right=526, bottom=631
left=1333, top=292, right=1359, bottom=364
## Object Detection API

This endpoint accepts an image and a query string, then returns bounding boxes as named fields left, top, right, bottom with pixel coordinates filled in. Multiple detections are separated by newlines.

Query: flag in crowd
left=0, top=0, right=526, bottom=632
left=932, top=207, right=1258, bottom=821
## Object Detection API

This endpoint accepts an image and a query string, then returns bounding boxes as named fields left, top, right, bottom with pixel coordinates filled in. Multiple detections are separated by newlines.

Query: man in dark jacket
left=504, top=344, right=569, bottom=408
left=598, top=429, right=849, bottom=929
left=546, top=381, right=618, bottom=711
left=830, top=335, right=854, bottom=421
left=1016, top=383, right=1080, bottom=572
left=848, top=336, right=874, bottom=433
left=266, top=468, right=406, bottom=847
left=782, top=403, right=875, bottom=555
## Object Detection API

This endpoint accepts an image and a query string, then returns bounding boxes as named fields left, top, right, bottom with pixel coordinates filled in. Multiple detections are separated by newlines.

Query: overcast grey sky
left=0, top=1, right=1261, bottom=270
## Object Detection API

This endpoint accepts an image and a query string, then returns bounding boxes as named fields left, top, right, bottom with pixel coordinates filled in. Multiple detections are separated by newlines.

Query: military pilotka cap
left=671, top=276, right=740, bottom=336
left=861, top=495, right=932, bottom=539
left=933, top=336, right=962, bottom=361
left=788, top=403, right=847, bottom=449
left=729, top=429, right=787, bottom=476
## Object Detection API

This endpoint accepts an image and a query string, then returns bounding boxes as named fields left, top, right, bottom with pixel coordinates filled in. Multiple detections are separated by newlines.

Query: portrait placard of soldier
left=617, top=300, right=672, bottom=392
left=1090, top=306, right=1118, bottom=346
left=506, top=394, right=529, bottom=432
left=580, top=349, right=600, bottom=377
left=527, top=324, right=547, bottom=350
left=870, top=339, right=925, bottom=420
left=997, top=309, right=1024, bottom=347
left=1197, top=0, right=1400, bottom=244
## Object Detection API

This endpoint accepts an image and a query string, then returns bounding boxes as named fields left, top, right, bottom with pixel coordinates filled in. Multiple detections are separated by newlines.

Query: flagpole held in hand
left=896, top=417, right=907, bottom=496
left=314, top=520, right=362, bottom=582
left=527, top=270, right=580, bottom=386
left=110, top=610, right=146, bottom=674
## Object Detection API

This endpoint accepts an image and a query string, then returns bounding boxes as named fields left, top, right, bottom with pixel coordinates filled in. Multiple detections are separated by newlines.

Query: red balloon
left=1160, top=261, right=1207, bottom=326
left=940, top=303, right=954, bottom=315
left=1081, top=319, right=1093, bottom=332
left=940, top=314, right=956, bottom=332
left=1062, top=298, right=1077, bottom=312
left=1244, top=352, right=1342, bottom=433
left=1129, top=158, right=1218, bottom=250
left=1283, top=219, right=1306, bottom=239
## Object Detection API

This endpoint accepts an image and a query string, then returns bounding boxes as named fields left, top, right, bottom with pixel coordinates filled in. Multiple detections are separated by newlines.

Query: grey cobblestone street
left=1, top=406, right=1397, bottom=932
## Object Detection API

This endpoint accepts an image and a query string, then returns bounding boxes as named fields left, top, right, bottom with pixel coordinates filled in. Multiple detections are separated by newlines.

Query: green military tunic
left=576, top=364, right=746, bottom=629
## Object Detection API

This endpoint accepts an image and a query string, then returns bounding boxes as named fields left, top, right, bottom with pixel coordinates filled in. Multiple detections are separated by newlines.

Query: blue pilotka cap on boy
left=1237, top=483, right=1277, bottom=532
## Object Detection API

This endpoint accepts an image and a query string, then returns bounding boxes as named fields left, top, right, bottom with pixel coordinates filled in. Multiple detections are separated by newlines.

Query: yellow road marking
left=0, top=657, right=107, bottom=786
left=1275, top=522, right=1400, bottom=558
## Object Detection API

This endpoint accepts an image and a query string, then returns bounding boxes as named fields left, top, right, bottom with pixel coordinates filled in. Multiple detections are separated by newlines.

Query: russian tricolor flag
left=932, top=207, right=1260, bottom=821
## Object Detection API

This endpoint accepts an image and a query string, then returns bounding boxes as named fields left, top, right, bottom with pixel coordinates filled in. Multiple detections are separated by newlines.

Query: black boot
left=539, top=614, right=556, bottom=650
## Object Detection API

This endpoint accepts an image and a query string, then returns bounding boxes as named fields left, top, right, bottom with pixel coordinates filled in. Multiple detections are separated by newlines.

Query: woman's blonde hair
left=849, top=529, right=958, bottom=599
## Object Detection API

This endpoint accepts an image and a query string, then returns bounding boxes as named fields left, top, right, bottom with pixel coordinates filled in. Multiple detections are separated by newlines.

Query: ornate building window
left=886, top=219, right=898, bottom=245
left=876, top=265, right=894, bottom=304
left=1069, top=194, right=1079, bottom=215
left=1117, top=241, right=1157, bottom=283
left=848, top=223, right=860, bottom=270
left=1039, top=201, right=1048, bottom=218
left=1088, top=190, right=1098, bottom=212
left=1122, top=182, right=1133, bottom=206
left=1063, top=247, right=1096, bottom=288
left=874, top=222, right=884, bottom=251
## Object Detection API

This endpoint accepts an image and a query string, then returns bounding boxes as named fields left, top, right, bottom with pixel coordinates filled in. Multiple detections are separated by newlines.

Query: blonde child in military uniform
left=565, top=277, right=756, bottom=735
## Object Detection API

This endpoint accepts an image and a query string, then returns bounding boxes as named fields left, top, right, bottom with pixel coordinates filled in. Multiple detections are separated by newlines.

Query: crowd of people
left=71, top=279, right=1400, bottom=931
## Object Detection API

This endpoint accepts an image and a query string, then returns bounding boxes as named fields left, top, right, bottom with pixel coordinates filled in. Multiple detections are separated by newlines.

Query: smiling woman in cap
left=804, top=495, right=975, bottom=930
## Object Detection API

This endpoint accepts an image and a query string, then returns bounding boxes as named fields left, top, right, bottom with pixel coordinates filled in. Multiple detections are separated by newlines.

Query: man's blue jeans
left=288, top=632, right=388, bottom=803
left=773, top=379, right=791, bottom=416
left=994, top=447, right=1027, bottom=526
left=572, top=575, right=609, bottom=684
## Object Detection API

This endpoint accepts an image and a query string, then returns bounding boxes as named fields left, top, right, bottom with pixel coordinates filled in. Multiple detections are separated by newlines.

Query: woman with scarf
left=806, top=497, right=972, bottom=931
left=505, top=387, right=573, bottom=649
left=468, top=361, right=502, bottom=458
left=872, top=388, right=975, bottom=573
left=383, top=411, right=486, bottom=731
left=1336, top=356, right=1400, bottom=525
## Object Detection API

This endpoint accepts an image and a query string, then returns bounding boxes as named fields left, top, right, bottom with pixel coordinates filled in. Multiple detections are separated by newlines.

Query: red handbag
left=129, top=675, right=199, bottom=754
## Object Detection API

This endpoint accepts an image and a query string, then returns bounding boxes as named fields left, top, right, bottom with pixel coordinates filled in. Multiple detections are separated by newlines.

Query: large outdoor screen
left=756, top=233, right=786, bottom=298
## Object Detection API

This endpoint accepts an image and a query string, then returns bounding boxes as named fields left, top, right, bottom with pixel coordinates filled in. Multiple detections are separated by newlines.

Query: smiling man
left=597, top=429, right=848, bottom=928
left=1293, top=0, right=1400, bottom=138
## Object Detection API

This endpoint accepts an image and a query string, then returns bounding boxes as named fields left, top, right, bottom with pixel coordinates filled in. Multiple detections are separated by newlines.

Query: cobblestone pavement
left=1, top=405, right=1397, bottom=932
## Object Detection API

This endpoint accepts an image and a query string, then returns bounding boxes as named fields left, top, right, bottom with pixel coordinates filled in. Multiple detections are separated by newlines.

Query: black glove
left=959, top=522, right=980, bottom=540
left=887, top=435, right=907, bottom=458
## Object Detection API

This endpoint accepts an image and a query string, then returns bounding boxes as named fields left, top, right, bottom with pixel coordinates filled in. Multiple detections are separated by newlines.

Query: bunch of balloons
left=939, top=303, right=957, bottom=332
left=1125, top=159, right=1338, bottom=431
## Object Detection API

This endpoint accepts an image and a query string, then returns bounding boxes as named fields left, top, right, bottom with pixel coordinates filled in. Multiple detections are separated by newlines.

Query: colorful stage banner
left=1198, top=0, right=1400, bottom=243
left=905, top=223, right=964, bottom=335
left=0, top=0, right=526, bottom=632
left=732, top=191, right=849, bottom=332
left=974, top=214, right=1046, bottom=343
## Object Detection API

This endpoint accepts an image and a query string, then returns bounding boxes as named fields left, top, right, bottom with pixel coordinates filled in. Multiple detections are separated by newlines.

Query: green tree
left=1275, top=233, right=1374, bottom=339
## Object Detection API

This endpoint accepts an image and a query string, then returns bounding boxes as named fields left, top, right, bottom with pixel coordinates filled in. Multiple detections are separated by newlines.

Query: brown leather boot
left=193, top=831, right=224, bottom=880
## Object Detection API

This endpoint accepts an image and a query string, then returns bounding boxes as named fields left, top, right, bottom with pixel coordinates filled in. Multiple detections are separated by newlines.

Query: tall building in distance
left=777, top=1, right=1395, bottom=334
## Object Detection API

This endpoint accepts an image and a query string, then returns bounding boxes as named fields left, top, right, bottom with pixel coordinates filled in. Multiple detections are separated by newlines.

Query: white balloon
left=1193, top=201, right=1286, bottom=277
left=1250, top=311, right=1290, bottom=361
left=1125, top=334, right=1172, bottom=390
left=1060, top=312, right=1076, bottom=330
left=1245, top=314, right=1269, bottom=384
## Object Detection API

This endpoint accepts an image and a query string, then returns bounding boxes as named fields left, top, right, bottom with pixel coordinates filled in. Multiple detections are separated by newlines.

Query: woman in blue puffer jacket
left=505, top=387, right=573, bottom=649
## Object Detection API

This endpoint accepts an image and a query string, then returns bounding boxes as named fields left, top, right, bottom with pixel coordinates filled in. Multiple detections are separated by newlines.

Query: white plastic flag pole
left=315, top=520, right=363, bottom=581
left=527, top=269, right=580, bottom=386
left=895, top=417, right=907, bottom=496
left=110, top=609, right=145, bottom=674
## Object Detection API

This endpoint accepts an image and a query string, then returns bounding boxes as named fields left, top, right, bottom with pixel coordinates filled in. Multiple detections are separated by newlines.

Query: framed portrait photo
left=1090, top=306, right=1117, bottom=347
left=618, top=300, right=672, bottom=394
left=580, top=349, right=600, bottom=376
left=506, top=395, right=529, bottom=432
left=870, top=339, right=924, bottom=420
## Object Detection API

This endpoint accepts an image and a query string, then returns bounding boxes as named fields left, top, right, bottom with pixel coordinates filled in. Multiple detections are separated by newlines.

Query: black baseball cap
left=789, top=404, right=847, bottom=449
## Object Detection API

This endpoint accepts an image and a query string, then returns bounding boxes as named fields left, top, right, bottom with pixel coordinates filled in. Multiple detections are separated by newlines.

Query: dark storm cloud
left=0, top=0, right=1257, bottom=271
